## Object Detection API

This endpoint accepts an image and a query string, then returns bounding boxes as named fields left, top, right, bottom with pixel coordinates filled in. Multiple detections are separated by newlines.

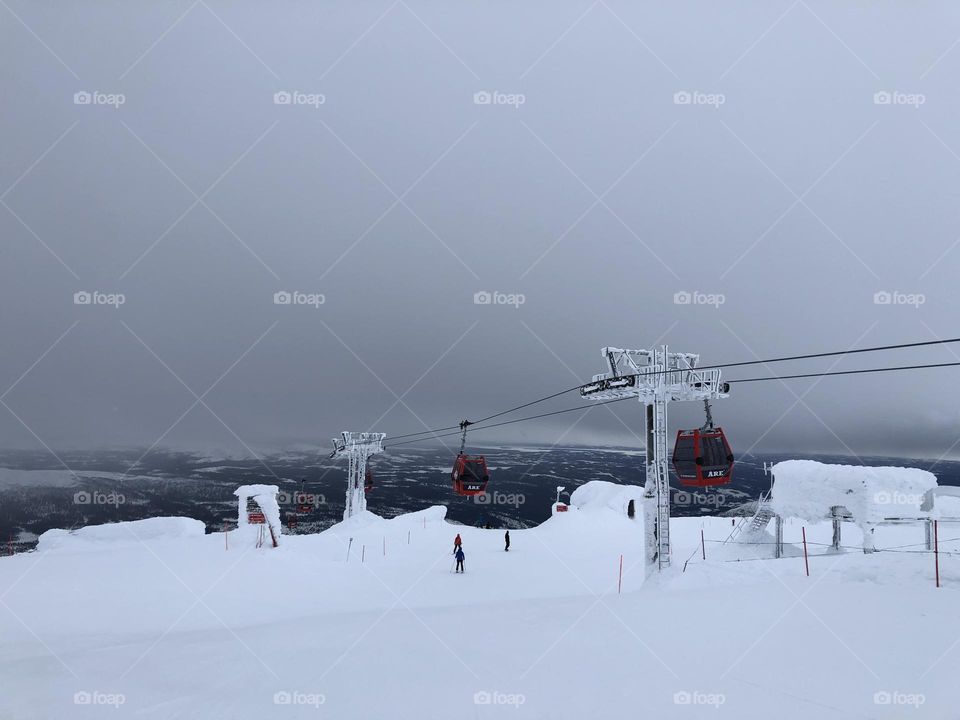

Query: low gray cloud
left=3, top=0, right=960, bottom=460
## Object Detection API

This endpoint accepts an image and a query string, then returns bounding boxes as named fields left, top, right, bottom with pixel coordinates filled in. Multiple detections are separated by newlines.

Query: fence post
left=346, top=537, right=353, bottom=562
left=830, top=506, right=842, bottom=551
left=802, top=527, right=810, bottom=576
left=701, top=529, right=706, bottom=560
left=618, top=554, right=623, bottom=595
left=774, top=515, right=783, bottom=559
left=935, top=520, right=940, bottom=589
left=362, top=544, right=365, bottom=563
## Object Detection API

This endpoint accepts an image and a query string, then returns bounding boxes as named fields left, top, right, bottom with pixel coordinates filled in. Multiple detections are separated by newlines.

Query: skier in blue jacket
left=454, top=546, right=465, bottom=573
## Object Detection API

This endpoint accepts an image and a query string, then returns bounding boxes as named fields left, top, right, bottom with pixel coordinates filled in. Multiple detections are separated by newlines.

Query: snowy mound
left=570, top=480, right=645, bottom=514
left=770, top=460, right=937, bottom=523
left=329, top=505, right=447, bottom=535
left=37, top=517, right=206, bottom=552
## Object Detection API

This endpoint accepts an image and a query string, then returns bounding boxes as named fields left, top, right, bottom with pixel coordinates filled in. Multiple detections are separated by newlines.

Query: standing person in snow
left=504, top=530, right=510, bottom=552
left=454, top=546, right=465, bottom=573
left=453, top=533, right=462, bottom=554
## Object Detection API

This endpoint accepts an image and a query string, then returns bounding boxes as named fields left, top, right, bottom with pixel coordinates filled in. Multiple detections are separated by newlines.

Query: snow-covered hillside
left=1, top=481, right=957, bottom=718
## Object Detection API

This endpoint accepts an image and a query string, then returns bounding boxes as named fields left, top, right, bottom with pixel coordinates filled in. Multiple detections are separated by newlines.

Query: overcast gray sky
left=2, top=1, right=960, bottom=460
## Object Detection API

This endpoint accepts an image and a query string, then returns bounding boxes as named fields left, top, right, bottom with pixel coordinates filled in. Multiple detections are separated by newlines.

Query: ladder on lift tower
left=651, top=379, right=671, bottom=566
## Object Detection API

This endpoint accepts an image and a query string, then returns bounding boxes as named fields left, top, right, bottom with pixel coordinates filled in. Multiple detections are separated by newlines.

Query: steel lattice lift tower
left=330, top=432, right=385, bottom=520
left=580, top=346, right=729, bottom=571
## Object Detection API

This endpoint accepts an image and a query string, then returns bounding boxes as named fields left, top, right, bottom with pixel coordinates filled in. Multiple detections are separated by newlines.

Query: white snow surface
left=931, top=495, right=960, bottom=519
left=771, top=459, right=937, bottom=523
left=2, top=480, right=958, bottom=718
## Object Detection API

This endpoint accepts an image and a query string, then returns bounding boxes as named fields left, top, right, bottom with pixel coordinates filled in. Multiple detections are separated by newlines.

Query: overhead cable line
left=385, top=358, right=960, bottom=447
left=383, top=337, right=960, bottom=442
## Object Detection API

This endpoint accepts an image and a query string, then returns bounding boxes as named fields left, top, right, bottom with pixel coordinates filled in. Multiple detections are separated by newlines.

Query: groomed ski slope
left=1, top=482, right=958, bottom=719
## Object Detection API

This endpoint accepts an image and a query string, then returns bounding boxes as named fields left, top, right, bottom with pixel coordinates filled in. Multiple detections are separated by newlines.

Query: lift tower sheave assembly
left=580, top=346, right=730, bottom=571
left=330, top=432, right=386, bottom=521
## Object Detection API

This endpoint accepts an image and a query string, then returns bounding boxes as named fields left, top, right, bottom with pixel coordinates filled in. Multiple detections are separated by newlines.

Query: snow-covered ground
left=1, top=482, right=958, bottom=718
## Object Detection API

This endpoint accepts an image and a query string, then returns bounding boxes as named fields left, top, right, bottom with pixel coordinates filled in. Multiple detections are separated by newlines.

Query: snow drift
left=570, top=479, right=646, bottom=514
left=37, top=517, right=205, bottom=552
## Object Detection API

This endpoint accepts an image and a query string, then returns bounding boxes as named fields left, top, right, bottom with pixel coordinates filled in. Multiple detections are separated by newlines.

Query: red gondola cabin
left=451, top=454, right=489, bottom=496
left=672, top=428, right=734, bottom=487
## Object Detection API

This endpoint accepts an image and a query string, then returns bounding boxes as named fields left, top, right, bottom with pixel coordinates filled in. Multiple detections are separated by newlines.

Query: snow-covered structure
left=770, top=460, right=937, bottom=552
left=330, top=432, right=385, bottom=520
left=570, top=481, right=646, bottom=519
left=579, top=345, right=731, bottom=570
left=234, top=484, right=281, bottom=547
